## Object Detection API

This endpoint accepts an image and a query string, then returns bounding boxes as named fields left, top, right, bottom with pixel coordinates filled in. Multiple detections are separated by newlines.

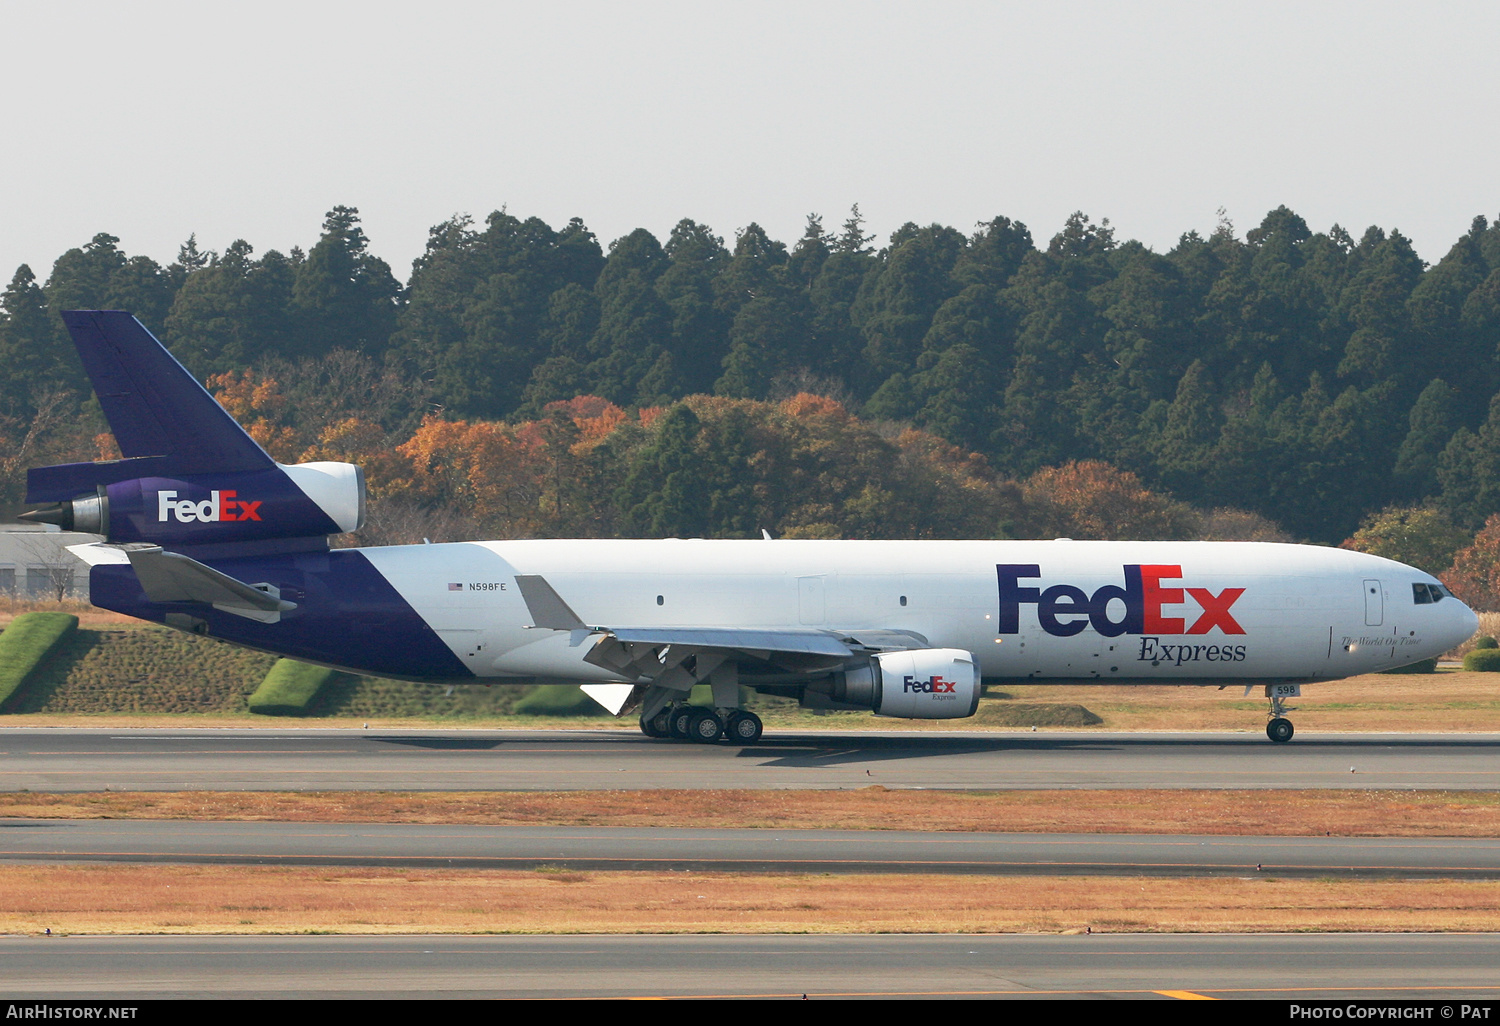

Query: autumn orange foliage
left=206, top=370, right=302, bottom=462
left=1443, top=514, right=1500, bottom=611
left=1023, top=460, right=1199, bottom=540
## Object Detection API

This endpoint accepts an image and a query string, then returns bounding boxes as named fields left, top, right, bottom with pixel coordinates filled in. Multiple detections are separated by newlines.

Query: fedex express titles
left=156, top=490, right=262, bottom=524
left=997, top=563, right=1249, bottom=664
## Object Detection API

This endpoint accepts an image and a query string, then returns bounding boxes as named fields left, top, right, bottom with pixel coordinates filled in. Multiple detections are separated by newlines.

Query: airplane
left=21, top=311, right=1479, bottom=744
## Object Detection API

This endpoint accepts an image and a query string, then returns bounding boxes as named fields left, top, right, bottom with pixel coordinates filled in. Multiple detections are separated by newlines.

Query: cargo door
left=798, top=575, right=826, bottom=625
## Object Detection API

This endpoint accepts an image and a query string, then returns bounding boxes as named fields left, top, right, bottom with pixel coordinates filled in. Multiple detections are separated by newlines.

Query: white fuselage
left=360, top=539, right=1477, bottom=685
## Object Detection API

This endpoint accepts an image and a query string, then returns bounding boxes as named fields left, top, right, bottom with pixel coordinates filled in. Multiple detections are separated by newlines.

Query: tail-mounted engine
left=20, top=312, right=366, bottom=549
left=22, top=461, right=365, bottom=545
left=826, top=648, right=982, bottom=719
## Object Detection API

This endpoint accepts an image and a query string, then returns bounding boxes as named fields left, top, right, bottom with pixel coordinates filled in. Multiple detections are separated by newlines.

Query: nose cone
left=1447, top=597, right=1481, bottom=651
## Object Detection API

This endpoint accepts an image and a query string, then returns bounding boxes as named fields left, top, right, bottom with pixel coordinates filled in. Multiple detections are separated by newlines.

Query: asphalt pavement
left=1, top=727, right=1497, bottom=790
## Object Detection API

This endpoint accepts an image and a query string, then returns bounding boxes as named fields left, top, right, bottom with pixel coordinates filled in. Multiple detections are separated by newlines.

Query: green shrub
left=1463, top=648, right=1500, bottom=672
left=513, top=684, right=603, bottom=716
left=0, top=613, right=79, bottom=711
left=1381, top=657, right=1438, bottom=674
left=248, top=659, right=336, bottom=715
left=1476, top=636, right=1498, bottom=650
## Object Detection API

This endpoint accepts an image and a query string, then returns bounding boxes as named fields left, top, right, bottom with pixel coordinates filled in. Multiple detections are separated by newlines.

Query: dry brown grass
left=5, top=788, right=1500, bottom=837
left=0, top=864, right=1495, bottom=935
left=997, top=669, right=1500, bottom=733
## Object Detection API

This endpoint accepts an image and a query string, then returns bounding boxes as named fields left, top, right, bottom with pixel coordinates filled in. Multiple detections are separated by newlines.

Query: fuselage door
left=798, top=575, right=826, bottom=625
left=1363, top=579, right=1384, bottom=626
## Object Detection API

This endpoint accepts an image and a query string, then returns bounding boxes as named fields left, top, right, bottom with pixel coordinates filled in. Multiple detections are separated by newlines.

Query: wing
left=513, top=573, right=928, bottom=690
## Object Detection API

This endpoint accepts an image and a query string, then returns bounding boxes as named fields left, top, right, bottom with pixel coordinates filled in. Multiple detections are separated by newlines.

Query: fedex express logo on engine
left=997, top=564, right=1245, bottom=638
left=904, top=675, right=958, bottom=695
left=156, top=490, right=262, bottom=524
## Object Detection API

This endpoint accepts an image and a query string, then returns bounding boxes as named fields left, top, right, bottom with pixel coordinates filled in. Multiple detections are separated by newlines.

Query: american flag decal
left=449, top=583, right=463, bottom=591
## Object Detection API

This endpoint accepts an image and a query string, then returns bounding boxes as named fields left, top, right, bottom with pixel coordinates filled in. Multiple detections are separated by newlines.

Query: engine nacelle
left=831, top=648, right=982, bottom=719
left=23, top=461, right=366, bottom=545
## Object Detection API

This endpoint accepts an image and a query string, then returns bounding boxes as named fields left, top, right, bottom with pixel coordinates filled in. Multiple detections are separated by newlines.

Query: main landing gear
left=638, top=705, right=764, bottom=745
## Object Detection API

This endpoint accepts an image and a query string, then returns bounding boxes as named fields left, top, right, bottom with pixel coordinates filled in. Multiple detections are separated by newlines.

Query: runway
left=2, top=934, right=1498, bottom=999
left=2, top=727, right=1498, bottom=791
left=6, top=727, right=1497, bottom=1000
left=3, top=819, right=1498, bottom=877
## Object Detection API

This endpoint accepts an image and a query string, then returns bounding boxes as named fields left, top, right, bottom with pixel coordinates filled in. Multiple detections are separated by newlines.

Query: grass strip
left=5, top=788, right=1500, bottom=837
left=0, top=612, right=78, bottom=712
left=3, top=864, right=1498, bottom=936
left=247, top=659, right=337, bottom=716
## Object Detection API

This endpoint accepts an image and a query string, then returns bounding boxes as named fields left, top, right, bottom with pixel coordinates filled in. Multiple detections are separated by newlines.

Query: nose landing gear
left=1264, top=685, right=1299, bottom=743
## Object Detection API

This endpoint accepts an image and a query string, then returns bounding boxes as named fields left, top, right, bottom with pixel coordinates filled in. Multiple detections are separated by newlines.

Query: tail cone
left=18, top=505, right=71, bottom=529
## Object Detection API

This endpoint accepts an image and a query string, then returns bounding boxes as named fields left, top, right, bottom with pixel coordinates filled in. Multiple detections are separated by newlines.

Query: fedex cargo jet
left=23, top=312, right=1478, bottom=744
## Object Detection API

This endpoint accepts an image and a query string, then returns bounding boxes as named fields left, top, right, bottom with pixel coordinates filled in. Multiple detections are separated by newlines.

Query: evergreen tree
left=1393, top=379, right=1458, bottom=500
left=855, top=223, right=967, bottom=392
left=587, top=228, right=674, bottom=405
left=291, top=206, right=401, bottom=360
left=0, top=265, right=77, bottom=413
left=656, top=220, right=730, bottom=396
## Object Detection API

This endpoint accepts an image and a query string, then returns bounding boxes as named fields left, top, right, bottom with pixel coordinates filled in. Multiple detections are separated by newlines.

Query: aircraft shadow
left=368, top=737, right=504, bottom=750
left=727, top=731, right=1500, bottom=767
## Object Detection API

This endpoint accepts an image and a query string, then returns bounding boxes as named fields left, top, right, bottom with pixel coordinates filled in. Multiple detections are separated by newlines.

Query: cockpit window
left=1412, top=583, right=1446, bottom=604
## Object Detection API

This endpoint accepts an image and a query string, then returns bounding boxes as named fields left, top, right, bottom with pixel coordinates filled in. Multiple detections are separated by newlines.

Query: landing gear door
left=1363, top=579, right=1384, bottom=626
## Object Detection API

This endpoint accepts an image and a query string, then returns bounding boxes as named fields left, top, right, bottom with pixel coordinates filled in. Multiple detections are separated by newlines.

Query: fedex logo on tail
left=997, top=564, right=1245, bottom=638
left=157, top=490, right=263, bottom=524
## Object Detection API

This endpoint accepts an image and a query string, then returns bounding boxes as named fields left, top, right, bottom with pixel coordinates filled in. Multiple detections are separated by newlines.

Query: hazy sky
left=3, top=1, right=1498, bottom=281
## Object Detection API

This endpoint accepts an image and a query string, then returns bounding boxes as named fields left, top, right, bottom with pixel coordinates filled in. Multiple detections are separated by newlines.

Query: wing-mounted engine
left=824, top=648, right=982, bottom=719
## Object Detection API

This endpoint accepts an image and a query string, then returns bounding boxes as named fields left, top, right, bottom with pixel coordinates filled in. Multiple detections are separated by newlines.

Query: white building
left=0, top=523, right=103, bottom=601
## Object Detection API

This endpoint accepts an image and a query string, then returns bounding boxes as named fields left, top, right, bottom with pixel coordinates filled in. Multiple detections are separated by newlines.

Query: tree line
left=3, top=202, right=1500, bottom=592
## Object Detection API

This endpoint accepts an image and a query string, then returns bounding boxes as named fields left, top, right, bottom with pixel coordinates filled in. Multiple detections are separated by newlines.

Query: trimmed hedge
left=1477, top=636, right=1499, bottom=650
left=513, top=684, right=604, bottom=716
left=1463, top=649, right=1500, bottom=672
left=248, top=659, right=338, bottom=715
left=1381, top=657, right=1439, bottom=674
left=974, top=701, right=1104, bottom=727
left=0, top=613, right=79, bottom=712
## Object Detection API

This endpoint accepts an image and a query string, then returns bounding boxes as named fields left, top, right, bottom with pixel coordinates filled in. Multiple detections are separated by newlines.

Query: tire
left=1266, top=717, right=1294, bottom=743
left=669, top=706, right=696, bottom=739
left=639, top=713, right=668, bottom=738
left=725, top=710, right=763, bottom=744
left=688, top=708, right=724, bottom=743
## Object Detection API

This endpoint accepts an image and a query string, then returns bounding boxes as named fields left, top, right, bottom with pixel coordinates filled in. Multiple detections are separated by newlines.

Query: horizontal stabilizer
left=123, top=545, right=296, bottom=623
left=60, top=311, right=274, bottom=475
